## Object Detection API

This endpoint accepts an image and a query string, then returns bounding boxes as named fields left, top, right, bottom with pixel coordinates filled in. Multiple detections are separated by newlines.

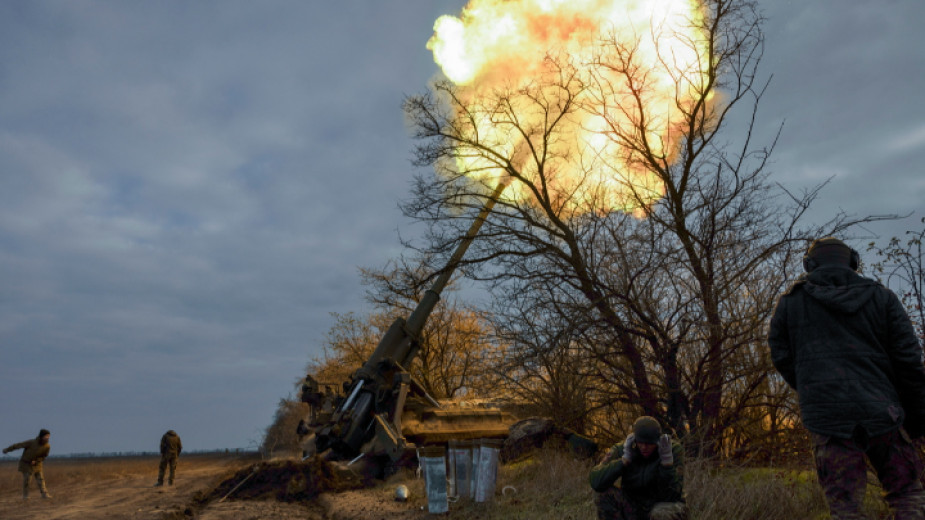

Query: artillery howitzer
left=300, top=183, right=518, bottom=467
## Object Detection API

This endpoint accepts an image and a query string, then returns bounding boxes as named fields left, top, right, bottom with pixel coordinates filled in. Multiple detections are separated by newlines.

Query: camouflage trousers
left=594, top=487, right=687, bottom=520
left=21, top=468, right=49, bottom=498
left=158, top=455, right=178, bottom=485
left=813, top=427, right=925, bottom=520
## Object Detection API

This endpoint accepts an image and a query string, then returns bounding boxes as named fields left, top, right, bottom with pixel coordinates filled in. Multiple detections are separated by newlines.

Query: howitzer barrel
left=356, top=180, right=508, bottom=380
left=319, top=180, right=509, bottom=458
left=405, top=180, right=505, bottom=334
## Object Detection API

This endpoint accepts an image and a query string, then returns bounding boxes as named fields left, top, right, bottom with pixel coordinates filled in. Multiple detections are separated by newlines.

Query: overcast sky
left=1, top=1, right=923, bottom=455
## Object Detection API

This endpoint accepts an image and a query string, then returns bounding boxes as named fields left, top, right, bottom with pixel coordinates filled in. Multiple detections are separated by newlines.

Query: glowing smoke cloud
left=427, top=0, right=711, bottom=215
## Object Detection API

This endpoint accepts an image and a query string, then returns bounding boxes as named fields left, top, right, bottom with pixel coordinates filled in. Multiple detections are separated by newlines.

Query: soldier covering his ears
left=589, top=416, right=686, bottom=520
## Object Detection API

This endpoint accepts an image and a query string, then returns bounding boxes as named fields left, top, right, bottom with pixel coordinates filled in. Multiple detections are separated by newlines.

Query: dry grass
left=368, top=450, right=895, bottom=520
left=1, top=451, right=898, bottom=519
left=434, top=448, right=596, bottom=519
left=685, top=460, right=828, bottom=520
left=358, top=450, right=595, bottom=519
left=369, top=449, right=596, bottom=519
left=685, top=460, right=894, bottom=519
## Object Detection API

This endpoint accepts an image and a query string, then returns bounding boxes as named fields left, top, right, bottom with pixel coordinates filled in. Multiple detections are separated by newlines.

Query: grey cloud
left=0, top=1, right=454, bottom=454
left=2, top=1, right=923, bottom=454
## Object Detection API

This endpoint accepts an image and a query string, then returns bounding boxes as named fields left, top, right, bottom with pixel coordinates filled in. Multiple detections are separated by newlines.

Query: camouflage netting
left=206, top=457, right=365, bottom=503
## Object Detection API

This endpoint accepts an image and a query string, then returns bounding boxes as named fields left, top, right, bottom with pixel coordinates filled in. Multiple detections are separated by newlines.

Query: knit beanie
left=806, top=237, right=853, bottom=268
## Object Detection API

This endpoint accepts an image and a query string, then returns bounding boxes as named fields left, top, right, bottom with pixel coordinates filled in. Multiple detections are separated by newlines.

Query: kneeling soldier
left=590, top=417, right=685, bottom=520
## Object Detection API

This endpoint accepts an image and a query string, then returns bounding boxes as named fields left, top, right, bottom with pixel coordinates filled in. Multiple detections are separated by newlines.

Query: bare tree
left=869, top=217, right=925, bottom=341
left=402, top=0, right=879, bottom=454
left=261, top=398, right=308, bottom=458
left=488, top=281, right=599, bottom=433
left=306, top=263, right=497, bottom=400
left=307, top=311, right=383, bottom=386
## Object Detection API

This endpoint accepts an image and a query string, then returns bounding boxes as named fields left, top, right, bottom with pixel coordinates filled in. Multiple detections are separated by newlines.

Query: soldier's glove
left=1, top=448, right=8, bottom=454
left=622, top=433, right=635, bottom=464
left=601, top=444, right=619, bottom=463
left=657, top=434, right=673, bottom=466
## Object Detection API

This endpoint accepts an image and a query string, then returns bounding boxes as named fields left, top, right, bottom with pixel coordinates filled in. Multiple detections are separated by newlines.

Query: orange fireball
left=427, top=0, right=711, bottom=215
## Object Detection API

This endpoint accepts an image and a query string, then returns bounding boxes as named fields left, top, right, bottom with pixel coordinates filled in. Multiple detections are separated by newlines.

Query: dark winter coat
left=768, top=265, right=925, bottom=438
left=589, top=442, right=684, bottom=511
left=160, top=431, right=182, bottom=458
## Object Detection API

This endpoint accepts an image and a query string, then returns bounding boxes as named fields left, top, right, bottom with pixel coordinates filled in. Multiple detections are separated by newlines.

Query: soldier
left=155, top=430, right=182, bottom=487
left=769, top=237, right=925, bottom=519
left=3, top=428, right=53, bottom=500
left=589, top=416, right=686, bottom=520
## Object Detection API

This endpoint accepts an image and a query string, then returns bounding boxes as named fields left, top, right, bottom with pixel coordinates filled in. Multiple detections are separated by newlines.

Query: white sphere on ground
left=395, top=484, right=410, bottom=502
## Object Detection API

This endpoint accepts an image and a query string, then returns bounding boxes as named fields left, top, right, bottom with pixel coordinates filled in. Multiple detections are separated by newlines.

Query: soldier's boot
left=154, top=481, right=164, bottom=487
left=41, top=492, right=52, bottom=499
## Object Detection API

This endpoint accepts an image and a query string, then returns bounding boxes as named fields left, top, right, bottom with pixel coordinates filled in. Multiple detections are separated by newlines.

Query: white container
left=470, top=442, right=480, bottom=499
left=474, top=439, right=502, bottom=503
left=420, top=446, right=449, bottom=514
left=449, top=440, right=472, bottom=498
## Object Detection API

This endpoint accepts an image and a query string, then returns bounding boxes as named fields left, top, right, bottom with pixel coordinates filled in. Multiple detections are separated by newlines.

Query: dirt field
left=0, top=449, right=849, bottom=520
left=0, top=453, right=438, bottom=520
left=0, top=453, right=324, bottom=519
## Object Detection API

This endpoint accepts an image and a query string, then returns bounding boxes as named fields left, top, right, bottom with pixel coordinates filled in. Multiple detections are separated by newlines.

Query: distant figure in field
left=589, top=416, right=685, bottom=520
left=155, top=430, right=183, bottom=487
left=3, top=428, right=53, bottom=500
left=769, top=237, right=925, bottom=519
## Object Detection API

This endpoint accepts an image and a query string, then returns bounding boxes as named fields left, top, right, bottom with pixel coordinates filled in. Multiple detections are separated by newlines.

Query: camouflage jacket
left=769, top=265, right=925, bottom=438
left=4, top=438, right=50, bottom=473
left=160, top=431, right=182, bottom=457
left=589, top=442, right=684, bottom=510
